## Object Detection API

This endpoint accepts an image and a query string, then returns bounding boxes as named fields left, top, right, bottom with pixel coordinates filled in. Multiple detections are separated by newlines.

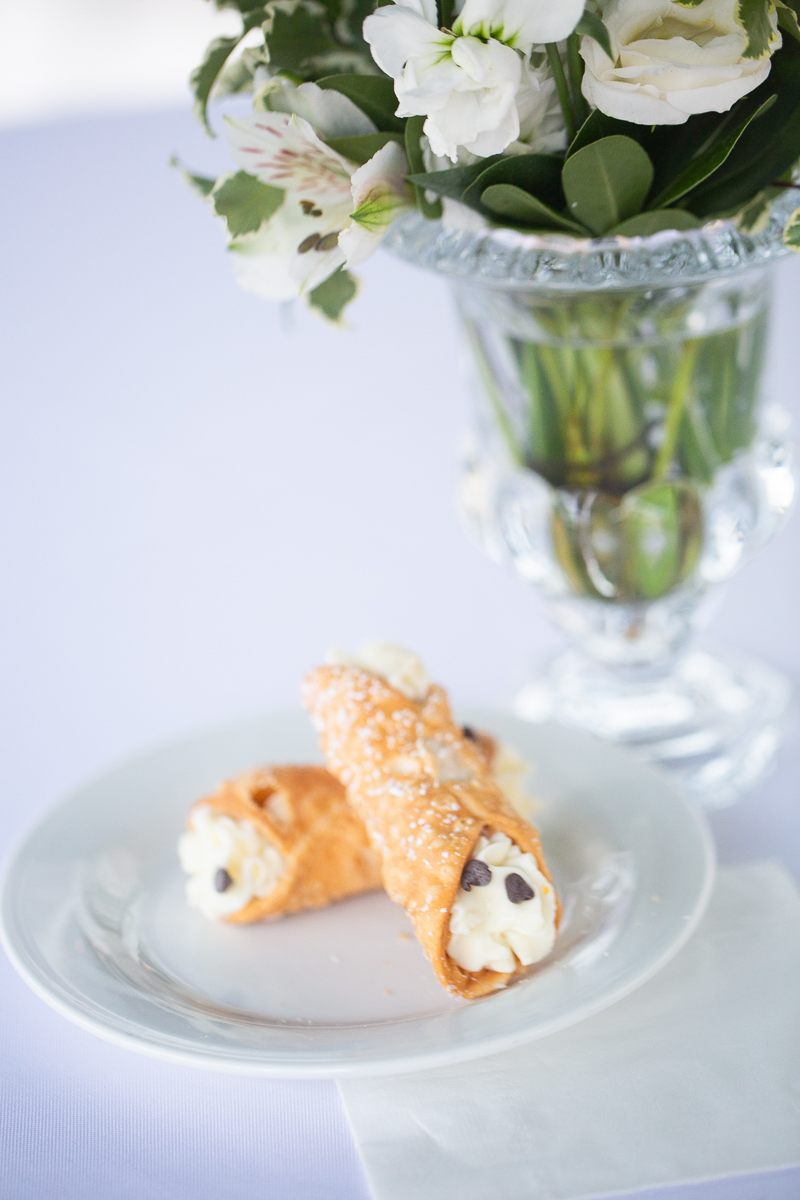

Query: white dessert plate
left=0, top=712, right=714, bottom=1078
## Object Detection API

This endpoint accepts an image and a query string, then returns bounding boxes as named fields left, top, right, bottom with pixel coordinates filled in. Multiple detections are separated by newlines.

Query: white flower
left=339, top=142, right=413, bottom=266
left=581, top=0, right=781, bottom=126
left=453, top=0, right=586, bottom=49
left=510, top=59, right=568, bottom=154
left=229, top=202, right=347, bottom=300
left=364, top=0, right=584, bottom=162
left=223, top=107, right=412, bottom=299
left=258, top=78, right=378, bottom=138
left=225, top=110, right=355, bottom=208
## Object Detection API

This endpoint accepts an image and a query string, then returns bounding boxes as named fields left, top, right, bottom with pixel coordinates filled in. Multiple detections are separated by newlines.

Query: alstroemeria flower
left=339, top=142, right=413, bottom=267
left=229, top=202, right=346, bottom=300
left=223, top=108, right=412, bottom=299
left=226, top=110, right=355, bottom=211
left=259, top=78, right=378, bottom=139
left=363, top=0, right=584, bottom=161
left=581, top=0, right=780, bottom=125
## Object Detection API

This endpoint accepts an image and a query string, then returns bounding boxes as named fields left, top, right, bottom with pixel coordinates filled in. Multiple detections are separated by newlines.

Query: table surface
left=1, top=107, right=799, bottom=1200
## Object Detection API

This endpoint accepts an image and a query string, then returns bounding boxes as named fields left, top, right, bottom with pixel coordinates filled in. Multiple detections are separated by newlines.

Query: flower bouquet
left=182, top=0, right=800, bottom=804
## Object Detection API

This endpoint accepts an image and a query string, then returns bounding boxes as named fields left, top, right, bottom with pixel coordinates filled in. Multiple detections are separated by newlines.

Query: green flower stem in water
left=479, top=295, right=767, bottom=603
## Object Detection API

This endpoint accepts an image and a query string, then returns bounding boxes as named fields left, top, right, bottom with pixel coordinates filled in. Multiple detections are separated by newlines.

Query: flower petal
left=363, top=4, right=451, bottom=78
left=225, top=112, right=354, bottom=203
left=264, top=79, right=378, bottom=138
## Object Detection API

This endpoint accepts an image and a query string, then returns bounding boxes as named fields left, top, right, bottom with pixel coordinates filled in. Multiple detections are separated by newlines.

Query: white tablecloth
left=1, top=107, right=799, bottom=1199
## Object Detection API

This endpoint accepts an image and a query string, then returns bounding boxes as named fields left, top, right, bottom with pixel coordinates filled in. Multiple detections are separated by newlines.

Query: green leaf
left=677, top=0, right=777, bottom=56
left=575, top=11, right=612, bottom=59
left=404, top=115, right=443, bottom=219
left=211, top=171, right=284, bottom=235
left=326, top=132, right=403, bottom=164
left=784, top=206, right=800, bottom=249
left=686, top=36, right=800, bottom=215
left=213, top=0, right=268, bottom=11
left=778, top=0, right=800, bottom=43
left=170, top=155, right=217, bottom=199
left=566, top=108, right=655, bottom=159
left=407, top=158, right=503, bottom=204
left=562, top=135, right=654, bottom=235
left=317, top=74, right=405, bottom=131
left=609, top=210, right=702, bottom=236
left=480, top=184, right=588, bottom=233
left=307, top=266, right=359, bottom=322
left=736, top=0, right=776, bottom=59
left=462, top=154, right=564, bottom=212
left=190, top=9, right=268, bottom=133
left=648, top=95, right=776, bottom=209
left=735, top=184, right=785, bottom=230
left=263, top=1, right=338, bottom=74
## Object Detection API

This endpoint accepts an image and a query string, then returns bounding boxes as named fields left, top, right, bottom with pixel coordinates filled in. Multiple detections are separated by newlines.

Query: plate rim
left=0, top=711, right=716, bottom=1079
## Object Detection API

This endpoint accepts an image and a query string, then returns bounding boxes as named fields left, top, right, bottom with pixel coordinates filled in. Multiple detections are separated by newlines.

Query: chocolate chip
left=461, top=725, right=477, bottom=741
left=505, top=872, right=534, bottom=904
left=214, top=868, right=233, bottom=893
left=460, top=859, right=492, bottom=890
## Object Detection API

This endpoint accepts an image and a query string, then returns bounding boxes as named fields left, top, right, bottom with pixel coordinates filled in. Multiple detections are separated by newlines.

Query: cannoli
left=178, top=765, right=382, bottom=923
left=303, top=644, right=560, bottom=998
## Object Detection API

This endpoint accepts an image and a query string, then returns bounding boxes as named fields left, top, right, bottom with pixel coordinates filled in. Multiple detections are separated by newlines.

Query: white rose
left=581, top=0, right=781, bottom=125
left=364, top=0, right=584, bottom=162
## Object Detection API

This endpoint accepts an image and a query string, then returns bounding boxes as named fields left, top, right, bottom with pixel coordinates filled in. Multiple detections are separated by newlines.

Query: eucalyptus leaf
left=480, top=184, right=588, bottom=233
left=567, top=109, right=655, bottom=159
left=404, top=116, right=443, bottom=219
left=648, top=94, right=776, bottom=209
left=308, top=266, right=359, bottom=322
left=462, top=154, right=564, bottom=211
left=326, top=132, right=403, bottom=164
left=562, top=136, right=654, bottom=235
left=784, top=206, right=800, bottom=250
left=575, top=11, right=612, bottom=59
left=317, top=74, right=405, bottom=131
left=610, top=210, right=702, bottom=236
left=211, top=171, right=284, bottom=235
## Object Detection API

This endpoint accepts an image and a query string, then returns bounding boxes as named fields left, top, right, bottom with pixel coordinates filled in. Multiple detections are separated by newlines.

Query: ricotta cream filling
left=326, top=641, right=431, bottom=701
left=447, top=832, right=557, bottom=974
left=178, top=805, right=285, bottom=920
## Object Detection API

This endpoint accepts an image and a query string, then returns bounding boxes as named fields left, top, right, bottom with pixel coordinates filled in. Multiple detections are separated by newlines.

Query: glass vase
left=385, top=201, right=797, bottom=807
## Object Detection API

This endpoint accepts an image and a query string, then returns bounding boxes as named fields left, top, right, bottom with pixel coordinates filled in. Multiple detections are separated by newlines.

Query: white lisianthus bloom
left=581, top=0, right=781, bottom=125
left=223, top=109, right=411, bottom=298
left=453, top=0, right=586, bottom=49
left=339, top=142, right=414, bottom=266
left=511, top=60, right=568, bottom=154
left=364, top=0, right=584, bottom=162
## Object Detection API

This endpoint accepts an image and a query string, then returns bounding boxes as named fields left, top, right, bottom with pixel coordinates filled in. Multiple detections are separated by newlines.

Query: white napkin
left=339, top=862, right=800, bottom=1200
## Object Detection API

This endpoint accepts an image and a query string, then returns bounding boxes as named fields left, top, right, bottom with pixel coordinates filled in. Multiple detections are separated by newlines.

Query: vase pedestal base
left=514, top=647, right=791, bottom=809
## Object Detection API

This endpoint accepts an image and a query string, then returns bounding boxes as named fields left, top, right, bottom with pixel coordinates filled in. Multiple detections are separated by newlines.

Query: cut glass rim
left=383, top=190, right=799, bottom=292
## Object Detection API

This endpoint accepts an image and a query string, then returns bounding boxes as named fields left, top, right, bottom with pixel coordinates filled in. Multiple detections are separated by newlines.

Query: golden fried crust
left=189, top=764, right=382, bottom=923
left=302, top=666, right=560, bottom=999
